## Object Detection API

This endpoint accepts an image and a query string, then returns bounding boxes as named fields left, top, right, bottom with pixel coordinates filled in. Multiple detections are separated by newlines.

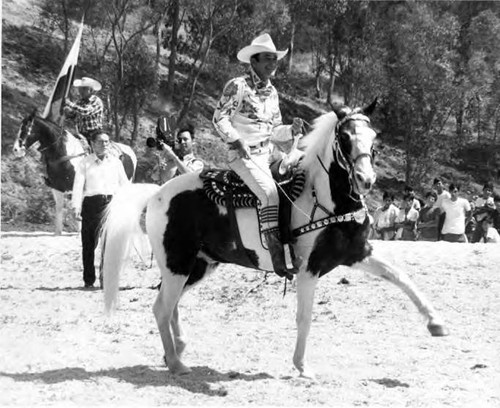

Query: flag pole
left=42, top=16, right=85, bottom=126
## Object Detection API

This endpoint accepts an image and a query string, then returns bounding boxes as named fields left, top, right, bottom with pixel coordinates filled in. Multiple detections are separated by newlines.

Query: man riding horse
left=213, top=33, right=304, bottom=280
left=64, top=76, right=104, bottom=145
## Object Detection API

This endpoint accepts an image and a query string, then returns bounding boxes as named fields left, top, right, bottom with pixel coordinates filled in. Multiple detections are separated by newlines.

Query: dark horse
left=101, top=101, right=449, bottom=378
left=13, top=109, right=137, bottom=235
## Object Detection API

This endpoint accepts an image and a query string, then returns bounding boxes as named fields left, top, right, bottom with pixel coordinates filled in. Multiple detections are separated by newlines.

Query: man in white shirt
left=433, top=177, right=451, bottom=240
left=433, top=177, right=451, bottom=208
left=159, top=124, right=204, bottom=178
left=439, top=183, right=472, bottom=243
left=72, top=132, right=130, bottom=288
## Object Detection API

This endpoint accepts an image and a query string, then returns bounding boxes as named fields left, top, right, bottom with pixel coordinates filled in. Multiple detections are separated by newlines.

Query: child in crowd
left=372, top=192, right=399, bottom=240
left=416, top=191, right=440, bottom=241
left=394, top=194, right=419, bottom=240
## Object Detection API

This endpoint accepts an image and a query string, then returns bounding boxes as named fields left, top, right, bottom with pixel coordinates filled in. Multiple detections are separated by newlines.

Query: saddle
left=200, top=161, right=306, bottom=244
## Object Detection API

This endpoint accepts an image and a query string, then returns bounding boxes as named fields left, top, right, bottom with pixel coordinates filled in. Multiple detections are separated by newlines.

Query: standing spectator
left=433, top=177, right=451, bottom=240
left=475, top=181, right=494, bottom=208
left=212, top=33, right=303, bottom=279
left=159, top=124, right=204, bottom=177
left=71, top=132, right=130, bottom=288
left=404, top=185, right=421, bottom=212
left=471, top=182, right=495, bottom=243
left=64, top=77, right=104, bottom=144
left=416, top=191, right=440, bottom=241
left=482, top=215, right=500, bottom=244
left=479, top=208, right=500, bottom=243
left=492, top=194, right=500, bottom=233
left=394, top=194, right=419, bottom=240
left=439, top=183, right=472, bottom=243
left=372, top=192, right=399, bottom=240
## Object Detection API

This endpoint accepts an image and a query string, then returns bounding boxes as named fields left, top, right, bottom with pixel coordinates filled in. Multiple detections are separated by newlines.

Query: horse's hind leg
left=153, top=272, right=191, bottom=375
left=355, top=255, right=449, bottom=336
left=171, top=302, right=187, bottom=357
left=52, top=189, right=64, bottom=235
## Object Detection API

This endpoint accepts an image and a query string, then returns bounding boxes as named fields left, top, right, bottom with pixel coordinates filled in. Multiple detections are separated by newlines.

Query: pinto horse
left=101, top=100, right=449, bottom=378
left=12, top=109, right=137, bottom=235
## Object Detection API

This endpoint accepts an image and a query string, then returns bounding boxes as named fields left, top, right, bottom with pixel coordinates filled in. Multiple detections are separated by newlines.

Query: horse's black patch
left=164, top=189, right=259, bottom=280
left=308, top=218, right=372, bottom=277
left=308, top=144, right=373, bottom=277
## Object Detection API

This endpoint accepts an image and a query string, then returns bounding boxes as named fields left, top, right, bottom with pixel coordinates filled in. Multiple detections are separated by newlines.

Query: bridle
left=317, top=112, right=375, bottom=200
left=18, top=115, right=66, bottom=153
left=292, top=112, right=374, bottom=237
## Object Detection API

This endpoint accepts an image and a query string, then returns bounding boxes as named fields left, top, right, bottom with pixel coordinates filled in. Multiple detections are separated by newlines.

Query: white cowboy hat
left=73, top=77, right=102, bottom=92
left=237, top=33, right=288, bottom=64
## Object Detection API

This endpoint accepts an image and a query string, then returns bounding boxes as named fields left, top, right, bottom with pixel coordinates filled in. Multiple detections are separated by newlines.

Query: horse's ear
left=329, top=102, right=351, bottom=120
left=363, top=98, right=378, bottom=116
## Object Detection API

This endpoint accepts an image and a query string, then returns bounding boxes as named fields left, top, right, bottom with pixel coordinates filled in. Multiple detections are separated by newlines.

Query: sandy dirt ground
left=1, top=232, right=499, bottom=407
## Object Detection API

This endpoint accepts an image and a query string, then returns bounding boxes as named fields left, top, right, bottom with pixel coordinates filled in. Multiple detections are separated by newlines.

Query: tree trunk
left=131, top=111, right=139, bottom=147
left=155, top=21, right=162, bottom=71
left=166, top=0, right=180, bottom=100
left=177, top=39, right=212, bottom=124
left=326, top=55, right=336, bottom=105
left=287, top=23, right=295, bottom=74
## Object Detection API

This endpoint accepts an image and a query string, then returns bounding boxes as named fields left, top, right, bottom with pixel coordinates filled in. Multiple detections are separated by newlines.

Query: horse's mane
left=35, top=115, right=76, bottom=145
left=36, top=115, right=62, bottom=133
left=299, top=111, right=339, bottom=180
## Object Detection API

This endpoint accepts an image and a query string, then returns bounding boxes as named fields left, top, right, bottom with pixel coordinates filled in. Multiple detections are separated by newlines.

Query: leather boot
left=264, top=229, right=298, bottom=280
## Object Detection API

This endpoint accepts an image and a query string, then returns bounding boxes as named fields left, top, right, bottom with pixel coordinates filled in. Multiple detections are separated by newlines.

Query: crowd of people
left=371, top=179, right=500, bottom=244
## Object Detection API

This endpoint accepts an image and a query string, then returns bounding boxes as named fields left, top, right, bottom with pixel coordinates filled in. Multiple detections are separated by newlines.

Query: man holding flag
left=64, top=77, right=104, bottom=144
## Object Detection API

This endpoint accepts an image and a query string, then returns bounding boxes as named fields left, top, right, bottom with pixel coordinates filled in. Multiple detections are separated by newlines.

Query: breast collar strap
left=292, top=186, right=368, bottom=237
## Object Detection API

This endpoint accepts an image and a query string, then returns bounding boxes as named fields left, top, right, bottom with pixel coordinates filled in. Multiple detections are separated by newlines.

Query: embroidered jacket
left=66, top=94, right=104, bottom=134
left=213, top=67, right=292, bottom=148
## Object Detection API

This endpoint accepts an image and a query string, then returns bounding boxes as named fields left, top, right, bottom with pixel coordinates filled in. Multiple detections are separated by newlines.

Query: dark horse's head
left=13, top=108, right=63, bottom=158
left=300, top=99, right=378, bottom=208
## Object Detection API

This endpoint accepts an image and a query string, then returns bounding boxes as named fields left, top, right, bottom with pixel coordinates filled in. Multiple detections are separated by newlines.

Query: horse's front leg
left=355, top=255, right=449, bottom=336
left=51, top=189, right=64, bottom=235
left=293, top=271, right=319, bottom=378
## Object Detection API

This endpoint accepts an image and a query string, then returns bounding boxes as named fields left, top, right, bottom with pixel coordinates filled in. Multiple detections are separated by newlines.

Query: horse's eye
left=339, top=132, right=350, bottom=143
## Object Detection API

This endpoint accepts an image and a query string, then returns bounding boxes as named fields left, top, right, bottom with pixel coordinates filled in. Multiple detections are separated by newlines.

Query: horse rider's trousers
left=228, top=148, right=279, bottom=231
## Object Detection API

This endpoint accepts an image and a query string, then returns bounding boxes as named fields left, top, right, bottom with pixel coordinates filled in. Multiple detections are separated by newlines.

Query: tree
left=175, top=0, right=238, bottom=124
left=380, top=2, right=461, bottom=185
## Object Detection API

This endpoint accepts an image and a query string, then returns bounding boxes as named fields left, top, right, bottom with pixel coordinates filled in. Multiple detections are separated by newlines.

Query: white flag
left=43, top=17, right=84, bottom=125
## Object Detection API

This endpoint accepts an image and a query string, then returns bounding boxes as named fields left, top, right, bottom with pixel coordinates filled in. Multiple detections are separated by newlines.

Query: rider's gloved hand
left=229, top=139, right=251, bottom=160
left=291, top=117, right=303, bottom=136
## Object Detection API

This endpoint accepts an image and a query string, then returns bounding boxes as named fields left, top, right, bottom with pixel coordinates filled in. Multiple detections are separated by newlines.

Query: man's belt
left=248, top=140, right=270, bottom=154
left=227, top=139, right=270, bottom=155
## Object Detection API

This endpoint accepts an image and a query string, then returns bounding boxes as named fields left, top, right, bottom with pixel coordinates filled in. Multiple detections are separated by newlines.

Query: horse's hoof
left=299, top=369, right=316, bottom=380
left=164, top=355, right=191, bottom=375
left=427, top=323, right=449, bottom=337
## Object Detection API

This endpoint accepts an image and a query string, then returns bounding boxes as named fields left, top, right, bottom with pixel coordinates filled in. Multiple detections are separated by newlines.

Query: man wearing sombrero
left=64, top=76, right=104, bottom=143
left=213, top=33, right=303, bottom=279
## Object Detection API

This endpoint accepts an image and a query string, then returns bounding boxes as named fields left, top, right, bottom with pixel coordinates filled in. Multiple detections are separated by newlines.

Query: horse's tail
left=101, top=183, right=160, bottom=313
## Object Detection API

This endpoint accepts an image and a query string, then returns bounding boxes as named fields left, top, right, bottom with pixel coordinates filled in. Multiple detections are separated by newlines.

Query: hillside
left=1, top=0, right=495, bottom=230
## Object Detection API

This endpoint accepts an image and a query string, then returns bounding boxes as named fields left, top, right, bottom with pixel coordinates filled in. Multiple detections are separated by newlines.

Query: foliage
left=3, top=0, right=500, bottom=229
left=2, top=156, right=54, bottom=225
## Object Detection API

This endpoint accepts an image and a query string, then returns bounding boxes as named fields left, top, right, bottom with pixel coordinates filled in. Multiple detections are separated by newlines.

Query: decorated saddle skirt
left=200, top=165, right=306, bottom=209
left=200, top=161, right=306, bottom=245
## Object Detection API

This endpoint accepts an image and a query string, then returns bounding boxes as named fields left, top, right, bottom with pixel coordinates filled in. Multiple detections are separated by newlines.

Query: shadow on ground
left=0, top=365, right=274, bottom=396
